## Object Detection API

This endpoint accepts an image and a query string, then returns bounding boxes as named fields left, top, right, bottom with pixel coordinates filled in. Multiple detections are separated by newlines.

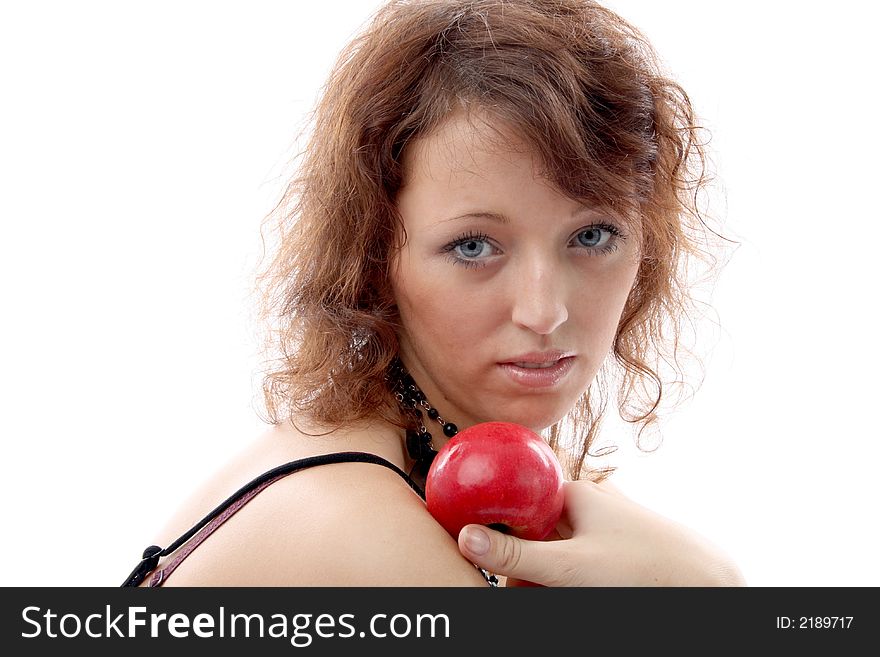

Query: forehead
left=400, top=110, right=540, bottom=187
left=397, top=108, right=644, bottom=235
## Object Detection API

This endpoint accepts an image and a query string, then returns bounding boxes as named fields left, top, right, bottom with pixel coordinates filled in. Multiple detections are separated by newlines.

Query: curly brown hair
left=254, top=0, right=729, bottom=480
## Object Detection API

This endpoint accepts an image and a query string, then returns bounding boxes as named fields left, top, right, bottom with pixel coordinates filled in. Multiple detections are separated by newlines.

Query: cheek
left=394, top=266, right=491, bottom=349
left=572, top=260, right=640, bottom=346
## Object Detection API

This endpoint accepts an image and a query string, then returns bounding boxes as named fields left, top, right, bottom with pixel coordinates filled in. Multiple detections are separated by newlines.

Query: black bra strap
left=121, top=451, right=422, bottom=587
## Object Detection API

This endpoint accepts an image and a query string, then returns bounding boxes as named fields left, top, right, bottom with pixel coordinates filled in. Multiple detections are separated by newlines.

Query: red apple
left=425, top=421, right=565, bottom=541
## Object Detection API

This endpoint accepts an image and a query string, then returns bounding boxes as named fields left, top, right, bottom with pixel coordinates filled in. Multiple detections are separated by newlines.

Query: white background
left=1, top=1, right=877, bottom=587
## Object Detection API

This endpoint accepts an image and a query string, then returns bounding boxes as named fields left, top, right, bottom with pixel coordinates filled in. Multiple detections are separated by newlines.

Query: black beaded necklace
left=386, top=357, right=500, bottom=587
left=386, top=357, right=459, bottom=479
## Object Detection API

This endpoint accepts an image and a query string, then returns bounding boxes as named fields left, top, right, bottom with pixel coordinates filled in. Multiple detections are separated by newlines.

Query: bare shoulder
left=154, top=419, right=489, bottom=586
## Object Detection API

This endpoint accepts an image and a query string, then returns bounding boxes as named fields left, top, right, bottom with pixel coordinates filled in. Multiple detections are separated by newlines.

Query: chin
left=495, top=402, right=572, bottom=435
left=493, top=375, right=590, bottom=427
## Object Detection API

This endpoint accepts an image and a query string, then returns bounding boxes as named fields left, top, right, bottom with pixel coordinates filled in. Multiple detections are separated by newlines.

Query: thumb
left=458, top=524, right=557, bottom=586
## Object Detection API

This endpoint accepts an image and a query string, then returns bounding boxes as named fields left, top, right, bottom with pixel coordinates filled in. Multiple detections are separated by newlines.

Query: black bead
left=390, top=358, right=456, bottom=477
left=414, top=449, right=437, bottom=478
left=406, top=430, right=427, bottom=459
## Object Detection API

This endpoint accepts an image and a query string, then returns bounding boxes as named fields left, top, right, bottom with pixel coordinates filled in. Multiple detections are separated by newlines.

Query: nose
left=510, top=258, right=568, bottom=335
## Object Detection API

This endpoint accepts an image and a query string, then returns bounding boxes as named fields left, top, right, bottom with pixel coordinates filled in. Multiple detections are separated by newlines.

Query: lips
left=498, top=352, right=576, bottom=388
left=513, top=361, right=559, bottom=368
left=501, top=350, right=573, bottom=366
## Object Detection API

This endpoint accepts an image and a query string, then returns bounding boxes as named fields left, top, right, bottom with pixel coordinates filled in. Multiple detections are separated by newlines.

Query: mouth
left=500, top=350, right=574, bottom=367
left=510, top=360, right=565, bottom=369
left=497, top=355, right=576, bottom=388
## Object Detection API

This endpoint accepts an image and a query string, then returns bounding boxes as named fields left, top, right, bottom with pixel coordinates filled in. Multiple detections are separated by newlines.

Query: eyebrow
left=437, top=205, right=609, bottom=226
left=437, top=211, right=510, bottom=225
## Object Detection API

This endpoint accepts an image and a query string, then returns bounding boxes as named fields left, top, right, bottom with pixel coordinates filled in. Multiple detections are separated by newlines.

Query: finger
left=457, top=524, right=563, bottom=586
left=504, top=529, right=571, bottom=589
left=558, top=479, right=605, bottom=533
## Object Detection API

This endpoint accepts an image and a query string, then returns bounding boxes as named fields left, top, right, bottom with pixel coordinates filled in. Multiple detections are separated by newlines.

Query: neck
left=387, top=357, right=460, bottom=479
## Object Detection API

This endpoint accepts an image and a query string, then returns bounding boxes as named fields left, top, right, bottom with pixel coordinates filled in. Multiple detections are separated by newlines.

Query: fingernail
left=462, top=526, right=490, bottom=556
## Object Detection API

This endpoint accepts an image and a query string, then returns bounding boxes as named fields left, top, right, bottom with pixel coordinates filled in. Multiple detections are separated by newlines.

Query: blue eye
left=456, top=239, right=487, bottom=258
left=572, top=223, right=624, bottom=253
left=576, top=227, right=609, bottom=248
left=443, top=231, right=497, bottom=268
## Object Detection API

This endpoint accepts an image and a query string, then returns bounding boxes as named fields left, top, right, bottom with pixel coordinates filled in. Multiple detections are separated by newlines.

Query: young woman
left=123, top=0, right=744, bottom=587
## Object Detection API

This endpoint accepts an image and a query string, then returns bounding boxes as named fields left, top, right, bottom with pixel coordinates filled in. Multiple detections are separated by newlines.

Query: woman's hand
left=457, top=479, right=746, bottom=587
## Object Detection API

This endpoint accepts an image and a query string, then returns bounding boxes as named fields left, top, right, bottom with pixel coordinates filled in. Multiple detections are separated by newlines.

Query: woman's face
left=390, top=111, right=641, bottom=438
